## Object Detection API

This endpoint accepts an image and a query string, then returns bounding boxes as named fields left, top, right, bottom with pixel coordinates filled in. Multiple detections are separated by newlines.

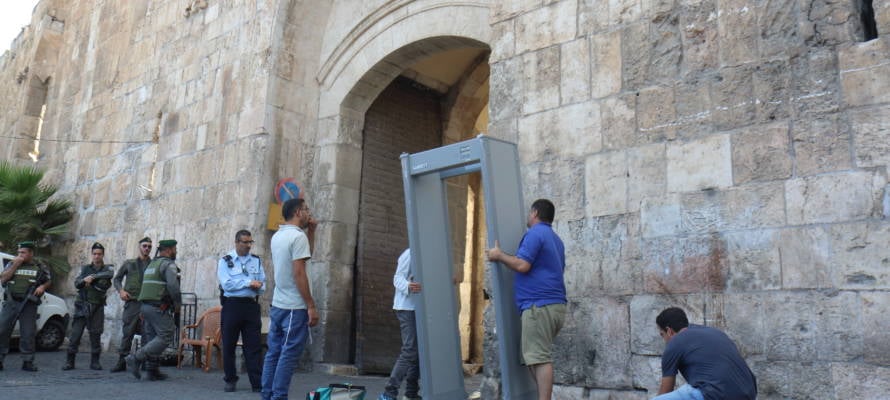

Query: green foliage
left=0, top=161, right=73, bottom=276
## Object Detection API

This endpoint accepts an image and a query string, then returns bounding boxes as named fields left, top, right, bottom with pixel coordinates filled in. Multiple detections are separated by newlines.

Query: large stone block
left=315, top=143, right=362, bottom=189
left=860, top=292, right=890, bottom=366
left=640, top=194, right=681, bottom=238
left=831, top=362, right=890, bottom=399
left=558, top=214, right=641, bottom=296
left=791, top=114, right=851, bottom=176
left=750, top=360, right=834, bottom=400
left=648, top=13, right=682, bottom=84
left=666, top=134, right=732, bottom=192
left=785, top=171, right=875, bottom=225
left=490, top=20, right=515, bottom=63
left=674, top=77, right=713, bottom=140
left=489, top=59, right=522, bottom=122
left=518, top=100, right=602, bottom=164
left=555, top=297, right=633, bottom=388
left=679, top=181, right=785, bottom=234
left=553, top=385, right=585, bottom=400
left=678, top=0, right=718, bottom=75
left=724, top=229, right=782, bottom=291
left=850, top=106, right=890, bottom=168
left=642, top=234, right=728, bottom=294
left=761, top=291, right=862, bottom=362
left=717, top=0, right=758, bottom=66
left=731, top=122, right=792, bottom=185
left=515, top=0, right=577, bottom=54
left=535, top=160, right=587, bottom=221
left=752, top=59, right=791, bottom=123
left=710, top=65, right=755, bottom=131
left=491, top=0, right=545, bottom=23
left=621, top=23, right=651, bottom=90
left=578, top=0, right=610, bottom=35
left=636, top=86, right=677, bottom=142
left=520, top=46, right=561, bottom=114
left=585, top=150, right=628, bottom=217
left=827, top=222, right=890, bottom=290
left=561, top=38, right=591, bottom=104
left=755, top=0, right=800, bottom=58
left=778, top=226, right=832, bottom=289
left=601, top=94, right=637, bottom=150
left=630, top=355, right=661, bottom=396
left=790, top=48, right=840, bottom=117
left=627, top=143, right=666, bottom=213
left=590, top=31, right=622, bottom=99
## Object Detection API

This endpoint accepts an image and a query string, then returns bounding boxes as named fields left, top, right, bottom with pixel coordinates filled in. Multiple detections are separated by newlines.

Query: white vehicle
left=1, top=251, right=69, bottom=351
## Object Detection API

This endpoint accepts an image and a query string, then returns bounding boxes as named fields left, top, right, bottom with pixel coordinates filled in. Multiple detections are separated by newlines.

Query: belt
left=225, top=296, right=258, bottom=304
left=143, top=301, right=167, bottom=307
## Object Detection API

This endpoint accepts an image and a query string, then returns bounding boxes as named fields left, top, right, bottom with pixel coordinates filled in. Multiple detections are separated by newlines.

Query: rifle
left=14, top=268, right=48, bottom=320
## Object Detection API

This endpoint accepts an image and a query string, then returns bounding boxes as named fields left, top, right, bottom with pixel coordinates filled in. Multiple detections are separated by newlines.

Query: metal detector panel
left=401, top=135, right=536, bottom=400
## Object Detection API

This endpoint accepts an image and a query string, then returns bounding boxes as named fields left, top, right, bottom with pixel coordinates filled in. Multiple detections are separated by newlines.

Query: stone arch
left=309, top=2, right=491, bottom=365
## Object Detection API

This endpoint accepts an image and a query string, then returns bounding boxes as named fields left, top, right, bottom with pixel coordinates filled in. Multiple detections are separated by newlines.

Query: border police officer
left=63, top=242, right=114, bottom=370
left=126, top=239, right=181, bottom=381
left=0, top=241, right=52, bottom=372
left=110, top=237, right=152, bottom=372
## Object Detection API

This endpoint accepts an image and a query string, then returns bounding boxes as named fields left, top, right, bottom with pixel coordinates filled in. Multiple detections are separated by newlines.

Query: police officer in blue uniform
left=218, top=230, right=265, bottom=392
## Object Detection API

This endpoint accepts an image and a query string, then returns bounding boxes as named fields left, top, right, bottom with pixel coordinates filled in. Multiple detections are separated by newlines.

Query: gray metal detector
left=400, top=135, right=536, bottom=399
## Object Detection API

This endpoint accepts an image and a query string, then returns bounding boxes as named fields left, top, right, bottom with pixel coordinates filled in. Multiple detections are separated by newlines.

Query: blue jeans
left=261, top=306, right=309, bottom=400
left=653, top=384, right=704, bottom=400
left=384, top=310, right=420, bottom=398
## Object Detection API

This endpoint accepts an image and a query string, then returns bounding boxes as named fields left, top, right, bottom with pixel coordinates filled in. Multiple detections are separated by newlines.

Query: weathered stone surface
left=679, top=181, right=785, bottom=234
left=489, top=59, right=521, bottom=122
left=679, top=0, right=718, bottom=76
left=621, top=23, right=651, bottom=90
left=555, top=297, right=633, bottom=388
left=588, top=388, right=649, bottom=400
left=561, top=38, right=591, bottom=104
left=711, top=65, right=755, bottom=131
left=648, top=12, right=682, bottom=83
left=831, top=362, right=890, bottom=399
left=641, top=234, right=728, bottom=294
left=627, top=143, right=666, bottom=213
left=601, top=94, right=637, bottom=150
left=640, top=194, right=681, bottom=238
left=552, top=385, right=585, bottom=400
left=778, top=226, right=832, bottom=289
left=785, top=171, right=875, bottom=225
left=585, top=150, right=628, bottom=217
left=762, top=291, right=862, bottom=362
left=578, top=0, right=610, bottom=35
left=535, top=160, right=587, bottom=221
left=752, top=59, right=792, bottom=123
left=521, top=46, right=561, bottom=114
left=750, top=360, right=834, bottom=400
left=717, top=0, right=758, bottom=65
left=724, top=229, right=782, bottom=291
left=518, top=100, right=602, bottom=164
left=559, top=214, right=641, bottom=295
left=636, top=85, right=677, bottom=142
left=590, top=31, right=622, bottom=99
left=850, top=106, right=890, bottom=168
left=790, top=48, right=840, bottom=117
left=791, top=113, right=851, bottom=176
left=490, top=20, right=515, bottom=63
left=515, top=0, right=577, bottom=53
left=799, top=0, right=860, bottom=46
left=755, top=0, right=801, bottom=58
left=860, top=292, right=890, bottom=366
left=731, top=122, right=792, bottom=184
left=666, top=134, right=733, bottom=192
left=827, top=222, right=890, bottom=290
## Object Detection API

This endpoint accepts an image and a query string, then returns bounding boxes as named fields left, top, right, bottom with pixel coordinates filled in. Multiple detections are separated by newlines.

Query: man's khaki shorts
left=520, top=303, right=566, bottom=365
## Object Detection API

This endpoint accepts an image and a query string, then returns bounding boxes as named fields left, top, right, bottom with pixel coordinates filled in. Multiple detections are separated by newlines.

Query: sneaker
left=378, top=394, right=396, bottom=400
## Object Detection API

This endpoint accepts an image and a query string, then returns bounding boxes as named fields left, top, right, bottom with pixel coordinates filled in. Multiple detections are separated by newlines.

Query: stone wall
left=1, top=0, right=888, bottom=397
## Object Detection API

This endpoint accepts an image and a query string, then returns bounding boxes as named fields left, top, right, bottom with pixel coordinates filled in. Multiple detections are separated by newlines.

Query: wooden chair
left=176, top=305, right=222, bottom=372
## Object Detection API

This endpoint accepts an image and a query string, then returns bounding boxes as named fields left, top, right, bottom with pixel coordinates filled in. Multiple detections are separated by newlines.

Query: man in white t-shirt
left=260, top=198, right=317, bottom=400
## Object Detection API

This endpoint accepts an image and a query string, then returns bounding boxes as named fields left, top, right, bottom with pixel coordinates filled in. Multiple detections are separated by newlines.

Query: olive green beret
left=18, top=241, right=36, bottom=249
left=158, top=239, right=177, bottom=248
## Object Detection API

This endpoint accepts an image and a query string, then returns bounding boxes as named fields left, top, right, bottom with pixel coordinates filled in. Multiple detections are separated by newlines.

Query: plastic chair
left=176, top=305, right=222, bottom=372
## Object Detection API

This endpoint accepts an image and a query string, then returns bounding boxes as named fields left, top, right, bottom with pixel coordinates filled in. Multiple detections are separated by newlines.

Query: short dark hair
left=531, top=199, right=555, bottom=223
left=235, top=229, right=252, bottom=241
left=656, top=307, right=689, bottom=332
left=282, top=198, right=305, bottom=221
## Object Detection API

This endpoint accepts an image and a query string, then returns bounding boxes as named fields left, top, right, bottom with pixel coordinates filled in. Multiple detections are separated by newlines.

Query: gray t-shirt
left=270, top=224, right=311, bottom=310
left=662, top=324, right=757, bottom=400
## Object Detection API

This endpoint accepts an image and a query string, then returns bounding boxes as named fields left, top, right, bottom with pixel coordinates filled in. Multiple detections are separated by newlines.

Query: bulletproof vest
left=6, top=263, right=43, bottom=297
left=81, top=265, right=112, bottom=304
left=137, top=257, right=175, bottom=302
left=123, top=258, right=150, bottom=295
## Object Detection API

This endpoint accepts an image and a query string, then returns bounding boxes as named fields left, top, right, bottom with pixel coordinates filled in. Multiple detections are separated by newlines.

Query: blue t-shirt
left=514, top=222, right=566, bottom=311
left=662, top=325, right=758, bottom=400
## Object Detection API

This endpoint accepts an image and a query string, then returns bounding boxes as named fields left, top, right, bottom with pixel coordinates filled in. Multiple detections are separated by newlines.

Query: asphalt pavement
left=0, top=350, right=483, bottom=400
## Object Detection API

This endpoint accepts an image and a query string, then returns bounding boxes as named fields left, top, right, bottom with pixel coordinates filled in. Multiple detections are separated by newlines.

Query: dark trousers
left=117, top=300, right=142, bottom=356
left=385, top=310, right=420, bottom=398
left=0, top=299, right=37, bottom=362
left=67, top=302, right=104, bottom=355
left=222, top=298, right=262, bottom=388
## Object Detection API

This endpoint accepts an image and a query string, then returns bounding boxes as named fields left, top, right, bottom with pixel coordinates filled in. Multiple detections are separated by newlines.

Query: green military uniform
left=110, top=251, right=151, bottom=372
left=0, top=242, right=51, bottom=371
left=64, top=257, right=113, bottom=370
left=127, top=239, right=181, bottom=381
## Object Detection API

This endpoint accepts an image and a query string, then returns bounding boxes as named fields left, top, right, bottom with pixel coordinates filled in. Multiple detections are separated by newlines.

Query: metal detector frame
left=400, top=135, right=536, bottom=400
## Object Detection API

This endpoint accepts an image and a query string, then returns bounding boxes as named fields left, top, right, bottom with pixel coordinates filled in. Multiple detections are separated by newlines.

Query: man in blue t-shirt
left=654, top=307, right=757, bottom=400
left=486, top=199, right=566, bottom=400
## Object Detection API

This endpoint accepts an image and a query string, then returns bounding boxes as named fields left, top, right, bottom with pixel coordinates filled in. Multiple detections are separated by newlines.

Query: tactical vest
left=6, top=263, right=44, bottom=298
left=80, top=265, right=112, bottom=305
left=138, top=257, right=176, bottom=302
left=123, top=258, right=150, bottom=295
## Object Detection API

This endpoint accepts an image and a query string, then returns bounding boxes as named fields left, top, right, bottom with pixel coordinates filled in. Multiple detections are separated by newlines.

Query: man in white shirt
left=378, top=249, right=422, bottom=400
left=261, top=198, right=317, bottom=400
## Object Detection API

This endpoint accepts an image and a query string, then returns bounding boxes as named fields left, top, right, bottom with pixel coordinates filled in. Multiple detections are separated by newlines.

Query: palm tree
left=0, top=161, right=73, bottom=277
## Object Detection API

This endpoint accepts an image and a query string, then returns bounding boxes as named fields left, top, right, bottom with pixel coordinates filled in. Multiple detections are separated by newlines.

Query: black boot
left=62, top=353, right=76, bottom=370
left=146, top=368, right=168, bottom=381
left=22, top=360, right=38, bottom=371
left=90, top=353, right=102, bottom=370
left=125, top=355, right=142, bottom=379
left=110, top=355, right=127, bottom=372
